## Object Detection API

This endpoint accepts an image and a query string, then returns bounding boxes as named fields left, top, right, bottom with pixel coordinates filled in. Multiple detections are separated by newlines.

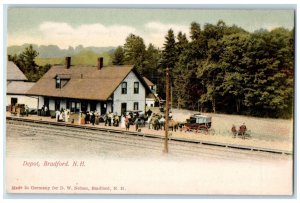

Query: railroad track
left=7, top=122, right=285, bottom=162
left=6, top=117, right=293, bottom=157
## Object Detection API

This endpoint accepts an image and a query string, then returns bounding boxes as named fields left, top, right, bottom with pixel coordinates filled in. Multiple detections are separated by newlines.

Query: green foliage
left=123, top=34, right=146, bottom=73
left=161, top=29, right=177, bottom=69
left=131, top=20, right=295, bottom=118
left=9, top=44, right=52, bottom=82
left=11, top=20, right=294, bottom=119
left=120, top=20, right=294, bottom=118
left=112, top=46, right=125, bottom=65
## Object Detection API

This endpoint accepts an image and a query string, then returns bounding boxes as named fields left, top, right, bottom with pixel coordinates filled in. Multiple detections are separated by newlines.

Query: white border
left=1, top=1, right=299, bottom=202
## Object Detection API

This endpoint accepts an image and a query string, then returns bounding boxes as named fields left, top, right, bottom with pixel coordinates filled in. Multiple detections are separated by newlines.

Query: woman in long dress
left=120, top=115, right=126, bottom=128
left=95, top=112, right=100, bottom=125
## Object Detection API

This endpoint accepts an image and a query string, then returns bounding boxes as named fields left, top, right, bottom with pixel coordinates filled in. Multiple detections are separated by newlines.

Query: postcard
left=5, top=5, right=294, bottom=195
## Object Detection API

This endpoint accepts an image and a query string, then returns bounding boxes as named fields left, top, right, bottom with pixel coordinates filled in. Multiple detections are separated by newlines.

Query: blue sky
left=7, top=7, right=295, bottom=48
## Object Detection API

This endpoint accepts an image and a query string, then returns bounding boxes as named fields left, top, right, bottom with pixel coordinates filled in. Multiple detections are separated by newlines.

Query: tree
left=196, top=22, right=226, bottom=113
left=176, top=31, right=189, bottom=55
left=218, top=33, right=250, bottom=113
left=123, top=34, right=146, bottom=73
left=190, top=22, right=206, bottom=60
left=9, top=45, right=51, bottom=82
left=173, top=32, right=190, bottom=108
left=243, top=28, right=294, bottom=117
left=143, top=43, right=161, bottom=82
left=18, top=45, right=39, bottom=73
left=161, top=29, right=177, bottom=69
left=112, top=46, right=125, bottom=65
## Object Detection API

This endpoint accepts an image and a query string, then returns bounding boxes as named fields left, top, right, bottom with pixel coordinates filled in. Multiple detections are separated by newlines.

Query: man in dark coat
left=91, top=112, right=95, bottom=125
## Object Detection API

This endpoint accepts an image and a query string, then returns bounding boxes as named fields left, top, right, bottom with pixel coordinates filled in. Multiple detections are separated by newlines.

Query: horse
left=168, top=119, right=179, bottom=132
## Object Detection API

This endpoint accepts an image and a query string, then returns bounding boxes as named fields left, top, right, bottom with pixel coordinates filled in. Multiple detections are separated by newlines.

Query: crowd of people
left=55, top=109, right=71, bottom=123
left=76, top=111, right=147, bottom=132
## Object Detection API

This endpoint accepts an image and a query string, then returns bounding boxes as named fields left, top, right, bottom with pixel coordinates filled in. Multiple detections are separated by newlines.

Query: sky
left=7, top=7, right=295, bottom=49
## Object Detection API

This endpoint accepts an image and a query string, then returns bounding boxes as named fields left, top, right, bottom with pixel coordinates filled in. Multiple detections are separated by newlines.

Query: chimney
left=65, top=57, right=71, bottom=69
left=97, top=57, right=104, bottom=70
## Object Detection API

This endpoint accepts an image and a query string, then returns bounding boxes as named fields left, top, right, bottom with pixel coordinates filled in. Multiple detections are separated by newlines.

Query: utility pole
left=164, top=67, right=169, bottom=153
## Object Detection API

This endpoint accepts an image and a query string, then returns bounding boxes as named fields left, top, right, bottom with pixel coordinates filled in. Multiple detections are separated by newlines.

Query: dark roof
left=7, top=61, right=28, bottom=81
left=143, top=77, right=154, bottom=86
left=7, top=81, right=36, bottom=95
left=27, top=65, right=153, bottom=101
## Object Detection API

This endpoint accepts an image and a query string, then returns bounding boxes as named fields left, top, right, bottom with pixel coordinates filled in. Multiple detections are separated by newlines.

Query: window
left=55, top=99, right=60, bottom=111
left=90, top=101, right=97, bottom=112
left=133, top=102, right=139, bottom=110
left=56, top=77, right=61, bottom=88
left=11, top=98, right=18, bottom=106
left=121, top=82, right=127, bottom=94
left=134, top=82, right=139, bottom=94
left=121, top=103, right=127, bottom=115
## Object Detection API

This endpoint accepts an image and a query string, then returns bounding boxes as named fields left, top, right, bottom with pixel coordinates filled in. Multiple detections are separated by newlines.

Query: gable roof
left=27, top=65, right=152, bottom=101
left=7, top=81, right=36, bottom=95
left=143, top=77, right=154, bottom=86
left=7, top=61, right=28, bottom=81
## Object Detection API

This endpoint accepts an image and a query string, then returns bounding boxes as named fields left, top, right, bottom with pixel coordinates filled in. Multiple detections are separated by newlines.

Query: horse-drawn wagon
left=183, top=114, right=215, bottom=134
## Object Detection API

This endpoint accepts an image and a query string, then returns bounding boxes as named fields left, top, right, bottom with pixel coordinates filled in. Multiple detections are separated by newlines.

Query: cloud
left=8, top=21, right=137, bottom=49
left=8, top=21, right=192, bottom=49
left=145, top=22, right=190, bottom=34
left=142, top=22, right=190, bottom=47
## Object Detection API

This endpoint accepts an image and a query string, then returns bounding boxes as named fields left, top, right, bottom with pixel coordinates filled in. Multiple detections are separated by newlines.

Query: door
left=121, top=103, right=127, bottom=116
left=11, top=98, right=18, bottom=106
left=101, top=103, right=106, bottom=115
left=81, top=100, right=87, bottom=112
left=44, top=97, right=49, bottom=108
left=55, top=99, right=60, bottom=111
left=90, top=101, right=97, bottom=112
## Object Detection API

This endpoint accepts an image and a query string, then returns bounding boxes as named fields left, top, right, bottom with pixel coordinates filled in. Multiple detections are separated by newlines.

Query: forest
left=112, top=20, right=294, bottom=118
left=9, top=20, right=294, bottom=118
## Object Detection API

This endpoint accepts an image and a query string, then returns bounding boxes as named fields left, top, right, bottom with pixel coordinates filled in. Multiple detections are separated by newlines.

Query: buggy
left=184, top=114, right=215, bottom=134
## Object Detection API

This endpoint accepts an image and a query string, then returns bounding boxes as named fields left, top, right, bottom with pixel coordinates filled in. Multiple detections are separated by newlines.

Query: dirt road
left=5, top=120, right=293, bottom=195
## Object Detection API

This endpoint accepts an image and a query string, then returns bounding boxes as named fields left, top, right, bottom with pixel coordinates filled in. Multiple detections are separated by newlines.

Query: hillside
left=8, top=44, right=115, bottom=58
left=35, top=50, right=112, bottom=66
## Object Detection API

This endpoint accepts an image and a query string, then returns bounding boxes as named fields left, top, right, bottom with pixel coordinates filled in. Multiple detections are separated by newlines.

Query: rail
left=6, top=116, right=292, bottom=155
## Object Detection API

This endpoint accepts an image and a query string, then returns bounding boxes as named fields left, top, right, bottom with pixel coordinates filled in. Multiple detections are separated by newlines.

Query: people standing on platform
left=105, top=112, right=109, bottom=126
left=59, top=109, right=63, bottom=121
left=81, top=112, right=86, bottom=125
left=85, top=111, right=91, bottom=124
left=41, top=105, right=45, bottom=116
left=135, top=118, right=139, bottom=131
left=95, top=112, right=100, bottom=125
left=125, top=115, right=130, bottom=131
left=108, top=112, right=112, bottom=126
left=55, top=109, right=60, bottom=122
left=44, top=105, right=48, bottom=116
left=91, top=111, right=95, bottom=125
left=121, top=114, right=126, bottom=129
left=66, top=109, right=70, bottom=122
left=25, top=105, right=29, bottom=116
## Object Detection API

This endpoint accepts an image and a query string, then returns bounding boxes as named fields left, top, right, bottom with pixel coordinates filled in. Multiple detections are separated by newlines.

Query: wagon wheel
left=198, top=128, right=207, bottom=135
